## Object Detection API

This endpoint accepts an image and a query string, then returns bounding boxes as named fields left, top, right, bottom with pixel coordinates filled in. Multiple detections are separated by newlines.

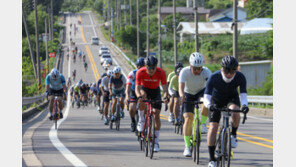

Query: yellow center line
left=79, top=14, right=100, bottom=81
left=160, top=114, right=272, bottom=149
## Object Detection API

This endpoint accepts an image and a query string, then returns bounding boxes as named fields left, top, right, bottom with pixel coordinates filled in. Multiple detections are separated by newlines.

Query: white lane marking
left=49, top=13, right=88, bottom=167
left=88, top=13, right=97, bottom=37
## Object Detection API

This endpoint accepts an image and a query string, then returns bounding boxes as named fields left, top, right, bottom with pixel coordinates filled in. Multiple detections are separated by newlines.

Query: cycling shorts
left=170, top=89, right=180, bottom=98
left=48, top=88, right=64, bottom=96
left=103, top=91, right=110, bottom=103
left=209, top=95, right=241, bottom=123
left=142, top=87, right=162, bottom=110
left=130, top=90, right=137, bottom=101
left=112, top=89, right=125, bottom=98
left=184, top=88, right=205, bottom=114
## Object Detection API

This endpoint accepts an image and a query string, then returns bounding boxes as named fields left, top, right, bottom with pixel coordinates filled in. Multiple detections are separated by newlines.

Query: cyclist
left=73, top=80, right=82, bottom=108
left=204, top=56, right=249, bottom=167
left=79, top=83, right=88, bottom=106
left=78, top=50, right=82, bottom=60
left=67, top=77, right=72, bottom=89
left=69, top=84, right=75, bottom=102
left=179, top=52, right=212, bottom=157
left=135, top=55, right=168, bottom=152
left=169, top=65, right=183, bottom=125
left=125, top=57, right=145, bottom=132
left=83, top=54, right=86, bottom=62
left=101, top=70, right=114, bottom=125
left=90, top=83, right=99, bottom=106
left=97, top=72, right=108, bottom=111
left=72, top=69, right=76, bottom=81
left=45, top=68, right=66, bottom=120
left=73, top=53, right=76, bottom=63
left=67, top=53, right=69, bottom=60
left=75, top=46, right=78, bottom=54
left=109, top=66, right=126, bottom=122
left=84, top=62, right=88, bottom=72
left=167, top=62, right=183, bottom=123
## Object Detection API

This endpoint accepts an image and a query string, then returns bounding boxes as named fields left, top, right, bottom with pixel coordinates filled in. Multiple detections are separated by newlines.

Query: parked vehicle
left=91, top=36, right=99, bottom=45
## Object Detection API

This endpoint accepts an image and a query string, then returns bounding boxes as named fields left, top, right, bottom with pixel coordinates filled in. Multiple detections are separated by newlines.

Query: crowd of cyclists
left=44, top=18, right=250, bottom=167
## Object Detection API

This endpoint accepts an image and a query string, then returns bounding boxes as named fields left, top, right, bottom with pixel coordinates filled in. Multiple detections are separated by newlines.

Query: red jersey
left=136, top=67, right=167, bottom=89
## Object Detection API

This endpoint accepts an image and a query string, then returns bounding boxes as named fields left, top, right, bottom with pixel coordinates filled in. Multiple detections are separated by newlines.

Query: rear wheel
left=195, top=118, right=201, bottom=164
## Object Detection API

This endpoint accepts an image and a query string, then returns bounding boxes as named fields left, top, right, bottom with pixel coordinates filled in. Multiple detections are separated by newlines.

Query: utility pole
left=45, top=18, right=49, bottom=75
left=158, top=0, right=162, bottom=68
left=194, top=0, right=199, bottom=52
left=111, top=6, right=114, bottom=41
left=129, top=0, right=132, bottom=25
left=34, top=0, right=41, bottom=93
left=47, top=6, right=51, bottom=41
left=233, top=0, right=238, bottom=58
left=107, top=0, right=110, bottom=21
left=51, top=0, right=54, bottom=40
left=119, top=0, right=122, bottom=29
left=136, top=0, right=140, bottom=57
left=124, top=0, right=127, bottom=29
left=146, top=0, right=150, bottom=58
left=173, top=0, right=177, bottom=64
left=116, top=0, right=119, bottom=30
left=22, top=4, right=38, bottom=80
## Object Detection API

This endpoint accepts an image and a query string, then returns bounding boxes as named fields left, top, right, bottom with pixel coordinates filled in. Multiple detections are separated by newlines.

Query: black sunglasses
left=147, top=66, right=156, bottom=70
left=223, top=68, right=236, bottom=74
left=192, top=67, right=202, bottom=71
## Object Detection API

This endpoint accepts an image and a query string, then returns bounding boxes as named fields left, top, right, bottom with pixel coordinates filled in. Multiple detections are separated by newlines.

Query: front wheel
left=221, top=128, right=231, bottom=167
left=148, top=116, right=155, bottom=159
left=195, top=118, right=201, bottom=164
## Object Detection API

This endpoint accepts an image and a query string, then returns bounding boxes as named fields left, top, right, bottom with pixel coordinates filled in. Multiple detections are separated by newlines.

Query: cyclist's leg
left=48, top=95, right=55, bottom=115
left=173, top=96, right=180, bottom=122
left=168, top=88, right=174, bottom=122
left=111, top=95, right=117, bottom=115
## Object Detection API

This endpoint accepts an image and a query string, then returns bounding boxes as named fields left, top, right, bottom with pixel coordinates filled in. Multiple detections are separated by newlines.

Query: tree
left=162, top=13, right=189, bottom=33
left=205, top=0, right=232, bottom=9
left=246, top=0, right=273, bottom=19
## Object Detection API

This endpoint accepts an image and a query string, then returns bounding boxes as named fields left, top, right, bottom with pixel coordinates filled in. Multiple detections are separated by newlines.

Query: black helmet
left=221, top=56, right=238, bottom=70
left=174, top=62, right=183, bottom=71
left=136, top=57, right=145, bottom=67
left=145, top=55, right=158, bottom=68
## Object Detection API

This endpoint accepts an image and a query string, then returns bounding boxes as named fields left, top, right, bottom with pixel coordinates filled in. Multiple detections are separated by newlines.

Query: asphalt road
left=22, top=11, right=273, bottom=167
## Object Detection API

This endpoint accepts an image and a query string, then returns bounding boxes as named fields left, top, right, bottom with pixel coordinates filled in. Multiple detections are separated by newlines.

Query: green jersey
left=167, top=71, right=176, bottom=83
left=169, top=75, right=179, bottom=91
left=74, top=86, right=79, bottom=93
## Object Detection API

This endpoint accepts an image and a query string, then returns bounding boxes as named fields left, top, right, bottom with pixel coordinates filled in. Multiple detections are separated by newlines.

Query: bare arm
left=161, top=84, right=168, bottom=98
left=179, top=82, right=185, bottom=102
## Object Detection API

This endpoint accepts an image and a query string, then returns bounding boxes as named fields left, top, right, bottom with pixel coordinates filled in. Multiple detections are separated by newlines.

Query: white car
left=99, top=51, right=110, bottom=57
left=99, top=47, right=109, bottom=56
left=91, top=36, right=99, bottom=45
left=100, top=54, right=112, bottom=65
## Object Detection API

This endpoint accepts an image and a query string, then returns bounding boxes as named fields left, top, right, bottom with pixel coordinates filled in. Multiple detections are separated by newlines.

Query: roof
left=160, top=7, right=211, bottom=14
left=177, top=22, right=245, bottom=35
left=209, top=7, right=246, bottom=22
left=209, top=9, right=225, bottom=17
left=240, top=18, right=273, bottom=35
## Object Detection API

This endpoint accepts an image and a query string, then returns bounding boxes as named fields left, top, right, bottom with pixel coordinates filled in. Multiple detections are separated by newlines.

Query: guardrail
left=110, top=42, right=137, bottom=68
left=22, top=93, right=46, bottom=105
left=247, top=95, right=273, bottom=105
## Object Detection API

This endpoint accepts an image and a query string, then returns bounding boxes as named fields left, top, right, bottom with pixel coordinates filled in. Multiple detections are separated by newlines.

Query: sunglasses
left=223, top=68, right=236, bottom=74
left=192, top=67, right=202, bottom=71
left=147, top=66, right=156, bottom=70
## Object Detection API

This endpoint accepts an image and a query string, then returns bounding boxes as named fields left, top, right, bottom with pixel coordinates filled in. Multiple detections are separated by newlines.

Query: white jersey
left=101, top=76, right=110, bottom=91
left=179, top=66, right=212, bottom=95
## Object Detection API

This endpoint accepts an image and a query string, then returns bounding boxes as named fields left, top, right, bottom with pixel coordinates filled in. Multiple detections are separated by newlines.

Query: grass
left=250, top=103, right=273, bottom=109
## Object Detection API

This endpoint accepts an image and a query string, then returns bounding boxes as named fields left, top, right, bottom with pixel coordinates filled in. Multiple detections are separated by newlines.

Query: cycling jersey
left=127, top=69, right=138, bottom=91
left=167, top=71, right=176, bottom=84
left=79, top=86, right=87, bottom=94
left=204, top=70, right=248, bottom=109
left=84, top=62, right=87, bottom=67
left=169, top=75, right=179, bottom=91
left=90, top=86, right=98, bottom=95
left=45, top=74, right=66, bottom=90
left=136, top=67, right=167, bottom=89
left=101, top=76, right=110, bottom=91
left=179, top=66, right=212, bottom=95
left=109, top=74, right=126, bottom=91
left=74, top=86, right=79, bottom=93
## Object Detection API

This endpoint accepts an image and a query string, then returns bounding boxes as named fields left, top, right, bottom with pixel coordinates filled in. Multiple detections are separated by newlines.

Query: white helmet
left=113, top=66, right=121, bottom=74
left=50, top=68, right=60, bottom=80
left=189, top=52, right=204, bottom=67
left=107, top=70, right=114, bottom=76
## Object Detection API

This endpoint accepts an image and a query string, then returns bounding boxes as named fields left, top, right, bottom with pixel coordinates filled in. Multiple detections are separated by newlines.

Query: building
left=240, top=18, right=273, bottom=35
left=238, top=0, right=248, bottom=8
left=209, top=7, right=247, bottom=22
left=177, top=21, right=245, bottom=42
left=159, top=7, right=211, bottom=21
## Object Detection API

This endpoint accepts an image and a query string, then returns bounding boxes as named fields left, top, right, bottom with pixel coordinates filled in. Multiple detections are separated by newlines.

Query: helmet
left=92, top=83, right=96, bottom=87
left=189, top=52, right=204, bottom=67
left=221, top=56, right=238, bottom=70
left=145, top=55, right=158, bottom=67
left=175, top=67, right=183, bottom=76
left=113, top=66, right=121, bottom=74
left=81, top=83, right=86, bottom=87
left=50, top=68, right=60, bottom=80
left=174, top=62, right=183, bottom=71
left=107, top=70, right=114, bottom=76
left=136, top=57, right=145, bottom=68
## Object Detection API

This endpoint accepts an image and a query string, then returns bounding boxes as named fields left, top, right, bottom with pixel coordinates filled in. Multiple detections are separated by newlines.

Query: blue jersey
left=205, top=70, right=247, bottom=101
left=45, top=74, right=66, bottom=90
left=109, top=74, right=126, bottom=91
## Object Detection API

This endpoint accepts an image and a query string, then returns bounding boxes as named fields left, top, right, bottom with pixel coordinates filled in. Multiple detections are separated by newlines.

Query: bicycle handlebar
left=218, top=107, right=247, bottom=124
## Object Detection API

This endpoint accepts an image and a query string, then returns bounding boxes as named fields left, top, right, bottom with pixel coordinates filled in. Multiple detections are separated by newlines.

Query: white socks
left=155, top=130, right=160, bottom=144
left=138, top=110, right=145, bottom=123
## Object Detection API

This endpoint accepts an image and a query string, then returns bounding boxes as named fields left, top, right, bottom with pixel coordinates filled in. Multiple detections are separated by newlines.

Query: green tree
left=162, top=13, right=189, bottom=33
left=205, top=0, right=232, bottom=9
left=246, top=0, right=273, bottom=19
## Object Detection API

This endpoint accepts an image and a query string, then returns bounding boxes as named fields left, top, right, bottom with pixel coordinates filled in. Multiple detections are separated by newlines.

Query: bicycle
left=109, top=95, right=123, bottom=131
left=138, top=99, right=167, bottom=159
left=84, top=63, right=88, bottom=72
left=175, top=103, right=184, bottom=135
left=215, top=107, right=247, bottom=167
left=47, top=92, right=63, bottom=130
left=183, top=100, right=203, bottom=164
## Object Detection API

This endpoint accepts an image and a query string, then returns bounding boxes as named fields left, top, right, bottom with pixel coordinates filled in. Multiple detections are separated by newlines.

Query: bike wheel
left=116, top=103, right=121, bottom=131
left=149, top=116, right=155, bottom=159
left=144, top=116, right=149, bottom=157
left=216, top=128, right=223, bottom=167
left=54, top=105, right=58, bottom=130
left=195, top=118, right=201, bottom=164
left=222, top=128, right=231, bottom=167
